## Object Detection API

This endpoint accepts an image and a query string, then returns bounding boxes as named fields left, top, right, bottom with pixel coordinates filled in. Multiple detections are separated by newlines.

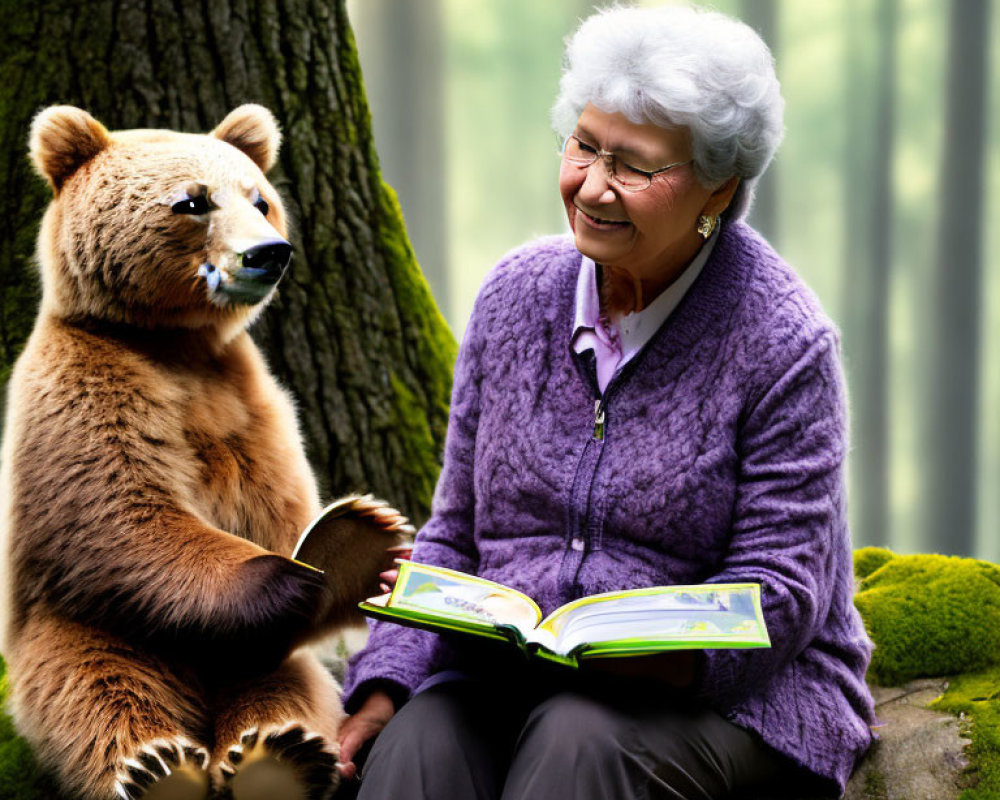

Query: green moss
left=931, top=665, right=1000, bottom=799
left=376, top=181, right=457, bottom=522
left=0, top=657, right=67, bottom=799
left=378, top=180, right=457, bottom=399
left=854, top=546, right=897, bottom=580
left=387, top=372, right=442, bottom=512
left=854, top=554, right=1000, bottom=685
left=850, top=552, right=1000, bottom=797
left=863, top=767, right=888, bottom=799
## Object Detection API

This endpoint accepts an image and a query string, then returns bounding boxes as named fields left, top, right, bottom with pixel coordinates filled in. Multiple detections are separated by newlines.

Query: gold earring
left=697, top=214, right=717, bottom=240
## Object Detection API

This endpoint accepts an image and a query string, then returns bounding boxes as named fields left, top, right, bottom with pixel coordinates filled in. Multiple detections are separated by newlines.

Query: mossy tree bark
left=0, top=0, right=456, bottom=524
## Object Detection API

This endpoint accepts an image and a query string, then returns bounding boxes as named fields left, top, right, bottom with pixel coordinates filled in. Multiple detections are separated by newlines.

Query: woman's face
left=559, top=103, right=727, bottom=288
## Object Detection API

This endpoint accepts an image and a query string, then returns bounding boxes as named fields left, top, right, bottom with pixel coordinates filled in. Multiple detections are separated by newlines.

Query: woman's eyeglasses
left=560, top=135, right=692, bottom=192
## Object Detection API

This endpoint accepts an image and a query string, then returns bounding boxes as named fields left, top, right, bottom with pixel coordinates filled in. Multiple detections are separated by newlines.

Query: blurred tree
left=923, top=0, right=989, bottom=555
left=739, top=0, right=780, bottom=246
left=0, top=0, right=455, bottom=524
left=842, top=0, right=896, bottom=548
left=350, top=0, right=449, bottom=322
left=443, top=0, right=577, bottom=330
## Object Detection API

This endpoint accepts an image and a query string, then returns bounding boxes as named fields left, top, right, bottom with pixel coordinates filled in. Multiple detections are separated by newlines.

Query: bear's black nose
left=241, top=241, right=293, bottom=280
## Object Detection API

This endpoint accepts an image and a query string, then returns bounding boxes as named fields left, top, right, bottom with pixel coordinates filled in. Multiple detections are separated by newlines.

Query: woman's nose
left=578, top=161, right=618, bottom=204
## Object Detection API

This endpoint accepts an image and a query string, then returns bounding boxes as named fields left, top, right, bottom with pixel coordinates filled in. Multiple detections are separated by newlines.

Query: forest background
left=349, top=0, right=1000, bottom=561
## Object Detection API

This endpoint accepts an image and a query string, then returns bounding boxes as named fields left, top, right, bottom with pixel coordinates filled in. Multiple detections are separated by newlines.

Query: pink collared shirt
left=571, top=230, right=718, bottom=394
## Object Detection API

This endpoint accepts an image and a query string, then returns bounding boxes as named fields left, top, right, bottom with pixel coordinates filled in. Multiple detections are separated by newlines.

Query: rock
left=738, top=678, right=970, bottom=800
left=843, top=678, right=970, bottom=800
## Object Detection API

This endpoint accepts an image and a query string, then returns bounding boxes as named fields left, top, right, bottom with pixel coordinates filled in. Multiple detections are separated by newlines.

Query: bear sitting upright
left=0, top=105, right=410, bottom=800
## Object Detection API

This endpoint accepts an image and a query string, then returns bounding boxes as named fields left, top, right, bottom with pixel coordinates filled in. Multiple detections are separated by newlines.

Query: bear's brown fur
left=0, top=105, right=408, bottom=800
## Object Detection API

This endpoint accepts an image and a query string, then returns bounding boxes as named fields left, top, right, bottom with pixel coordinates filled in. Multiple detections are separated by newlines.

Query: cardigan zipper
left=593, top=399, right=606, bottom=441
left=565, top=326, right=661, bottom=591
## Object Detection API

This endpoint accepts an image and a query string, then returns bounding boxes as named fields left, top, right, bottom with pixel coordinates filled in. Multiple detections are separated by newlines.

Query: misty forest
left=351, top=0, right=1000, bottom=561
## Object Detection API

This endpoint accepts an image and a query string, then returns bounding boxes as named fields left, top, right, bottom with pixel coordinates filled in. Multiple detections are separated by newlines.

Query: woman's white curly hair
left=551, top=4, right=784, bottom=220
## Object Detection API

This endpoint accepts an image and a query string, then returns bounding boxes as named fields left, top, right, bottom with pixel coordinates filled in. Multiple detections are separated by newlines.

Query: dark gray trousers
left=356, top=670, right=786, bottom=800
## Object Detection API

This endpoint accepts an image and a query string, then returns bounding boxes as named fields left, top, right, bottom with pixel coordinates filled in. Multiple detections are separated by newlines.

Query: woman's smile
left=574, top=204, right=631, bottom=231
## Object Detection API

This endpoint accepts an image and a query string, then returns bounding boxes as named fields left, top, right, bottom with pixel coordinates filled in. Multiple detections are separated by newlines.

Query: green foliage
left=854, top=551, right=1000, bottom=685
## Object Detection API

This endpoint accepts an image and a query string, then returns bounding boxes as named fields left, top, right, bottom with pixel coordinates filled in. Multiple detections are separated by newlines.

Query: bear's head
left=29, top=105, right=292, bottom=337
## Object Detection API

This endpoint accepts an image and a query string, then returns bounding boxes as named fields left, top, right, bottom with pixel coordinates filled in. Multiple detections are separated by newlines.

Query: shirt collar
left=571, top=227, right=719, bottom=355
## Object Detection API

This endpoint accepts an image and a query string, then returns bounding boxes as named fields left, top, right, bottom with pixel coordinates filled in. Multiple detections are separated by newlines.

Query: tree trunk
left=0, top=0, right=456, bottom=525
left=739, top=0, right=780, bottom=246
left=923, top=0, right=989, bottom=555
left=841, top=0, right=896, bottom=549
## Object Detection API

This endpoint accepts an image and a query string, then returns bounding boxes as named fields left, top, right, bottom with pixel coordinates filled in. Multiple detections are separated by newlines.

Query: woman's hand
left=379, top=546, right=413, bottom=593
left=337, top=689, right=396, bottom=780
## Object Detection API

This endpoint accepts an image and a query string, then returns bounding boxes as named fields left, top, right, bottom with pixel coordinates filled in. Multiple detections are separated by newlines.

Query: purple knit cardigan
left=344, top=221, right=876, bottom=794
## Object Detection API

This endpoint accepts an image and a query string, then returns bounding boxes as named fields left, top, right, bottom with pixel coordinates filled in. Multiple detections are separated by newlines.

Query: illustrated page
left=539, top=584, right=768, bottom=656
left=388, top=562, right=542, bottom=635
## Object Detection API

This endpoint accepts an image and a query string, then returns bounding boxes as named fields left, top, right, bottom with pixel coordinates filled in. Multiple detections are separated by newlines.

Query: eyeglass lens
left=562, top=136, right=651, bottom=190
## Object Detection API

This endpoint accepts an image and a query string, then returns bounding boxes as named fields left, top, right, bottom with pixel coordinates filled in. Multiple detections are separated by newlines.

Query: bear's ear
left=30, top=106, right=111, bottom=192
left=212, top=105, right=282, bottom=173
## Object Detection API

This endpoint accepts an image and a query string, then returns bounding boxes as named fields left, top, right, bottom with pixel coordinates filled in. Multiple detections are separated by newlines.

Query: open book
left=360, top=561, right=770, bottom=667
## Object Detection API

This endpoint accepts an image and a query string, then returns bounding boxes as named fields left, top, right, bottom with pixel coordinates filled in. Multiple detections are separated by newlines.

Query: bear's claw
left=326, top=494, right=416, bottom=536
left=114, top=737, right=210, bottom=800
left=221, top=723, right=338, bottom=800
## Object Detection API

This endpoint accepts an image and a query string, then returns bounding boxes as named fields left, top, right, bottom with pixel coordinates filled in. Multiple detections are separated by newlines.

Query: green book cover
left=359, top=561, right=770, bottom=668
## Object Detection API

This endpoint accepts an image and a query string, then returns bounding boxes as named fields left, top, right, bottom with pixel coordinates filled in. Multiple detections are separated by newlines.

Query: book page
left=538, top=584, right=769, bottom=657
left=387, top=561, right=542, bottom=637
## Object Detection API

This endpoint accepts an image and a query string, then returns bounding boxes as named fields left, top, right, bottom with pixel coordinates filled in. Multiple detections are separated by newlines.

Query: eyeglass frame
left=560, top=134, right=693, bottom=193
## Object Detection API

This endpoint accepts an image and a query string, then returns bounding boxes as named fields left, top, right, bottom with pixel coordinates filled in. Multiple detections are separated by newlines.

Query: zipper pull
left=593, top=399, right=605, bottom=441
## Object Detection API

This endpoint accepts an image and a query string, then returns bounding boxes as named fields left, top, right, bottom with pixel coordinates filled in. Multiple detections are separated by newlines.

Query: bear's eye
left=171, top=195, right=212, bottom=215
left=254, top=196, right=269, bottom=217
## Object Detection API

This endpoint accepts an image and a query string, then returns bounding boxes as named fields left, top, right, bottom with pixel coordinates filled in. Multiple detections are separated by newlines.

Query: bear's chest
left=173, top=365, right=308, bottom=551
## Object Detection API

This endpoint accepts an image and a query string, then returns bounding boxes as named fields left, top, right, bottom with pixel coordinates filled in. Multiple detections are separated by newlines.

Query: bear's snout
left=242, top=241, right=293, bottom=281
left=215, top=240, right=293, bottom=304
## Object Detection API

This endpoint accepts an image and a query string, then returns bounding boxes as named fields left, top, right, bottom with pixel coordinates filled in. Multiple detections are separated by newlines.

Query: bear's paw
left=220, top=724, right=338, bottom=800
left=115, top=737, right=210, bottom=800
left=291, top=494, right=415, bottom=631
left=324, top=494, right=417, bottom=536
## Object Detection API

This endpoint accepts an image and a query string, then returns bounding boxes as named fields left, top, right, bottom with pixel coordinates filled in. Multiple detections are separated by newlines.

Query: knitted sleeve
left=697, top=329, right=851, bottom=706
left=340, top=277, right=489, bottom=713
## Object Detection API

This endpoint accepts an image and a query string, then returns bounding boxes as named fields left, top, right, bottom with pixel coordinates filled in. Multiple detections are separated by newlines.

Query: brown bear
left=0, top=105, right=410, bottom=800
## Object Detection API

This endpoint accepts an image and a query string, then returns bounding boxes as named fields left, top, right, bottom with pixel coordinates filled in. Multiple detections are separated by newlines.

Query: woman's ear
left=702, top=177, right=740, bottom=218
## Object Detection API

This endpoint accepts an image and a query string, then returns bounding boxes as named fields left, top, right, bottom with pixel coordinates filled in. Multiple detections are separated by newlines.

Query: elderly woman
left=337, top=5, right=875, bottom=799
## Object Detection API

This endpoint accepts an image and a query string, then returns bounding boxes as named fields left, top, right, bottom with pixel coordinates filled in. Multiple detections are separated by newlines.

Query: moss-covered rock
left=853, top=551, right=1000, bottom=686
left=850, top=550, right=1000, bottom=799
left=931, top=666, right=1000, bottom=800
left=853, top=546, right=896, bottom=580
